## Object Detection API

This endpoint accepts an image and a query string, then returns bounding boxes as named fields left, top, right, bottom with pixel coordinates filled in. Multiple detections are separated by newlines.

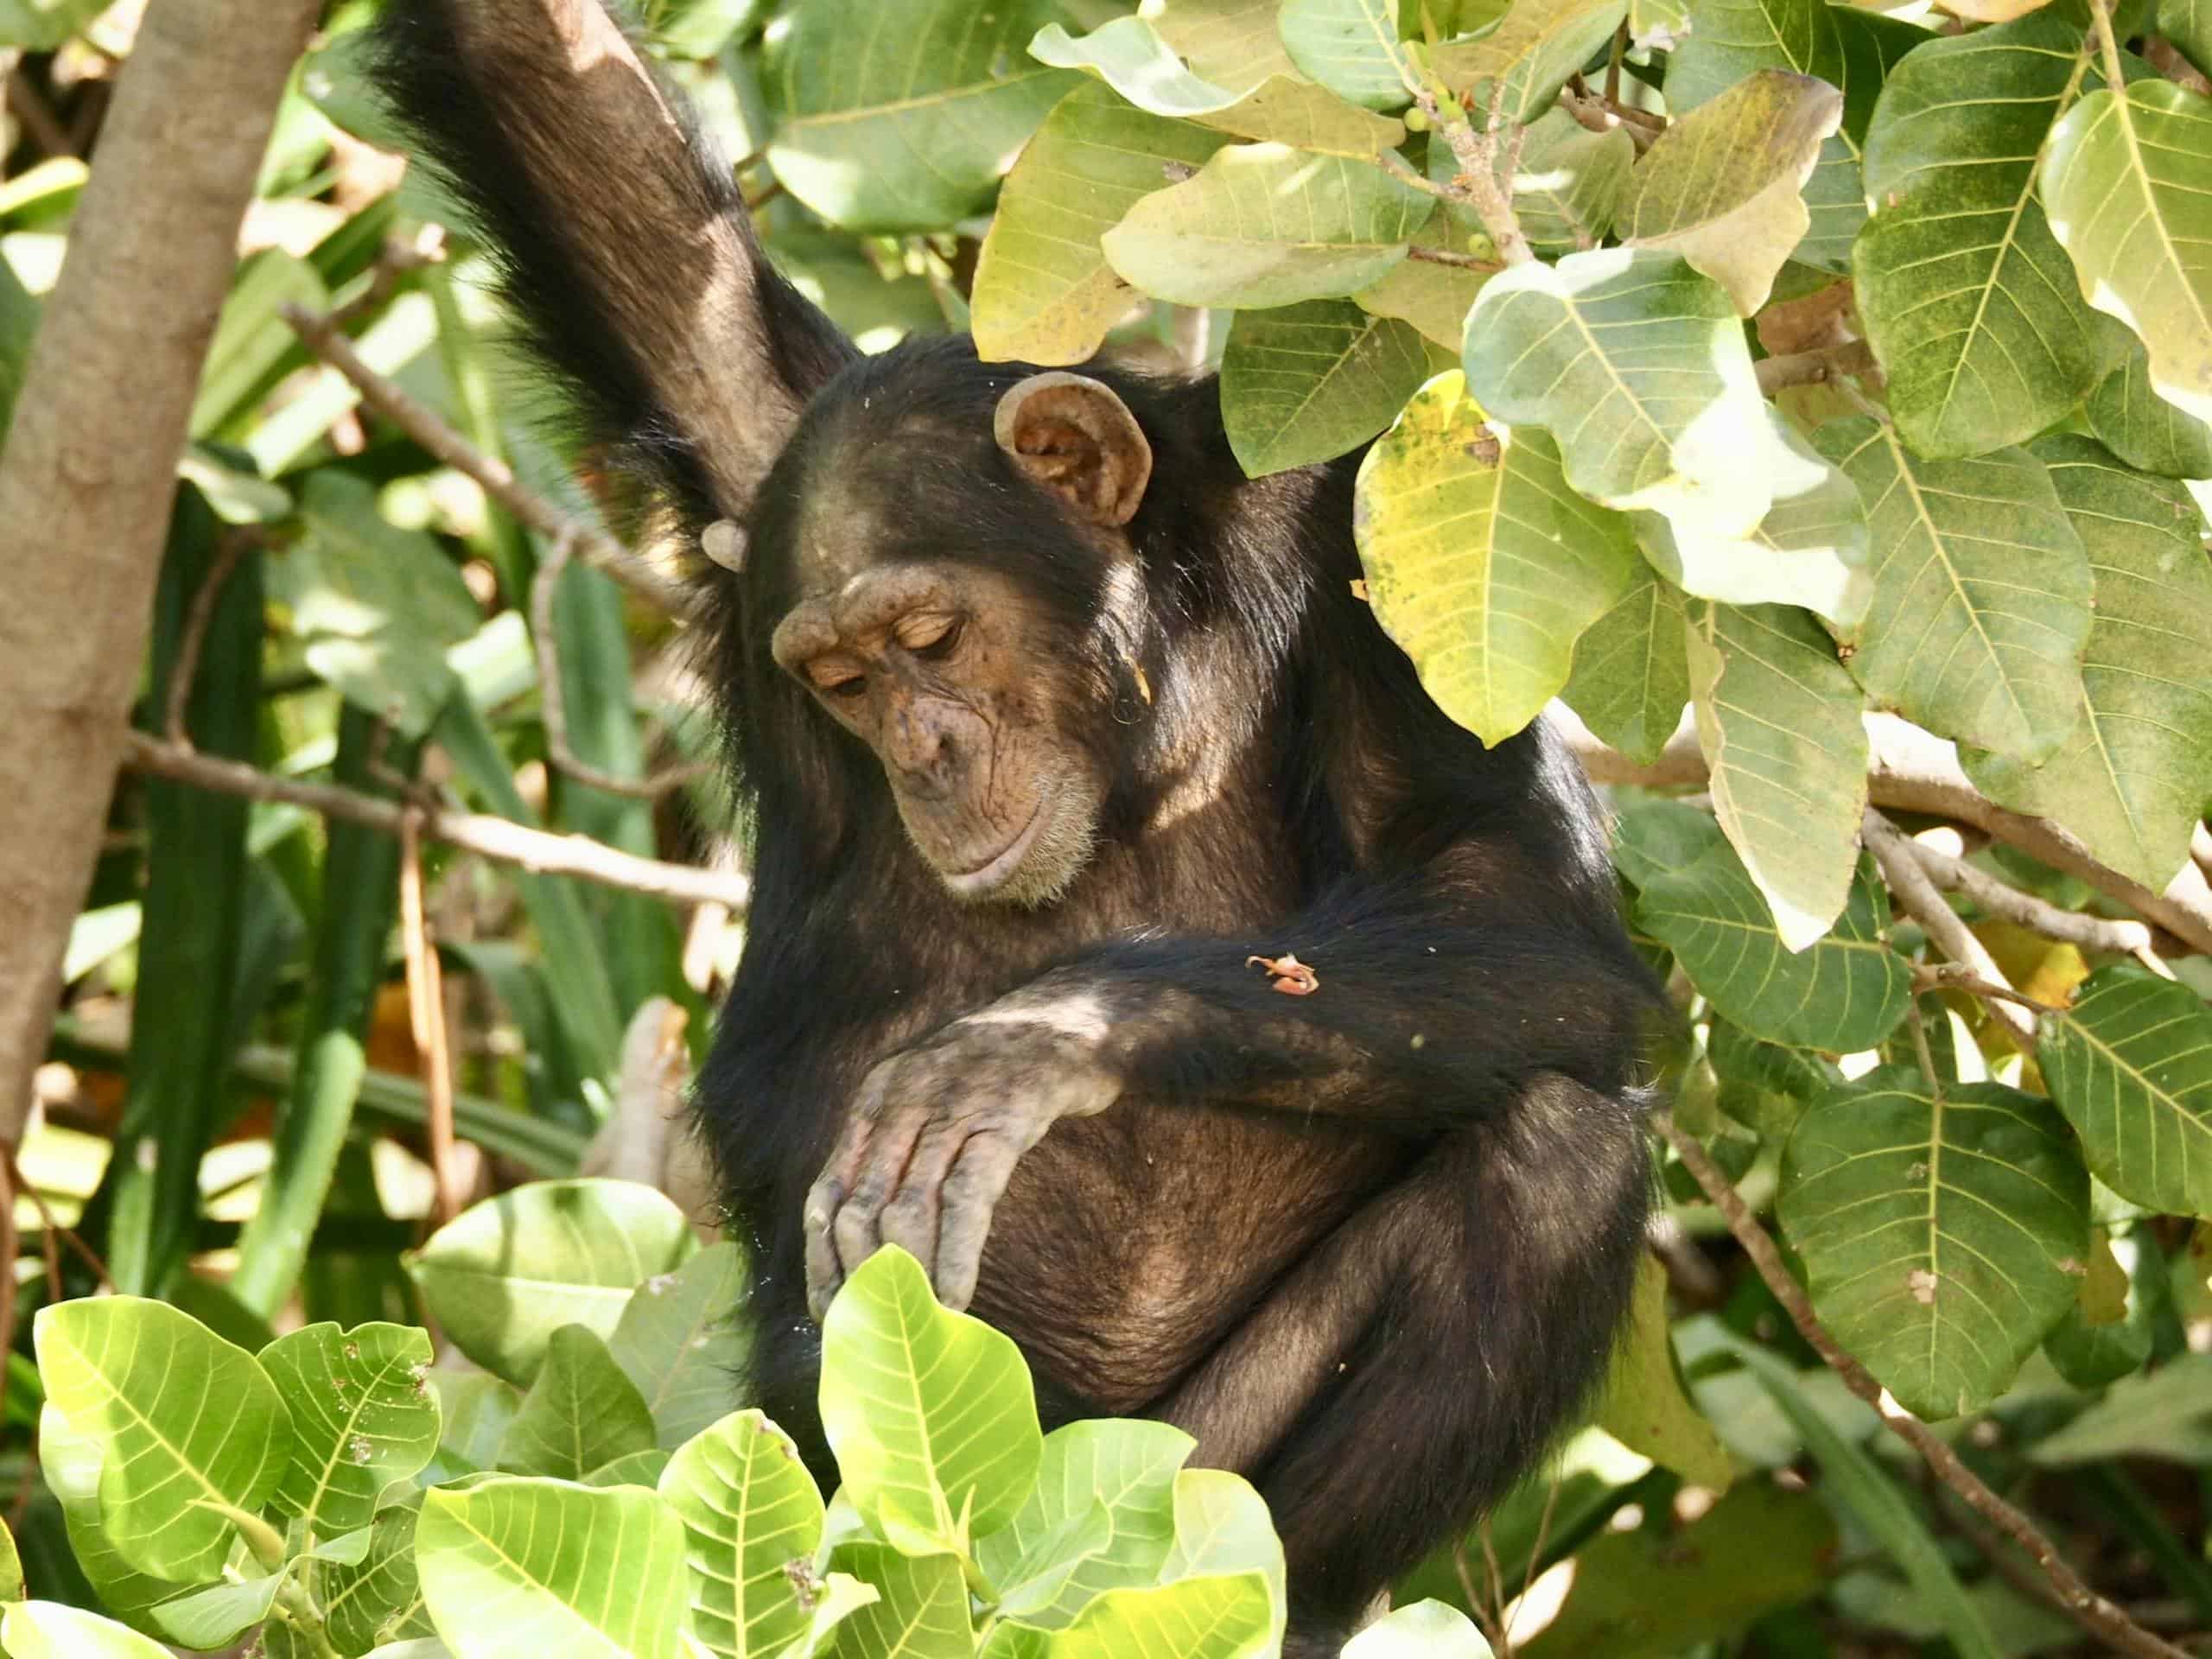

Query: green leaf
left=1351, top=229, right=1489, bottom=348
left=2088, top=335, right=2212, bottom=477
left=1712, top=1017, right=1840, bottom=1138
left=0, top=0, right=104, bottom=48
left=279, top=473, right=482, bottom=738
left=1032, top=5, right=1406, bottom=156
left=1352, top=371, right=1640, bottom=745
left=1220, top=300, right=1431, bottom=474
left=1636, top=845, right=1911, bottom=1050
left=1154, top=1469, right=1287, bottom=1649
left=1101, top=144, right=1435, bottom=309
left=1035, top=1573, right=1274, bottom=1658
left=33, top=1407, right=189, bottom=1633
left=0, top=1516, right=16, bottom=1603
left=975, top=1421, right=1194, bottom=1627
left=2045, top=1225, right=2164, bottom=1387
left=972, top=85, right=1230, bottom=365
left=423, top=1373, right=524, bottom=1485
left=1431, top=0, right=1629, bottom=124
left=32, top=1300, right=292, bottom=1582
left=1592, top=1256, right=1736, bottom=1488
left=415, top=1478, right=689, bottom=1659
left=605, top=1243, right=752, bottom=1452
left=404, top=1180, right=699, bottom=1387
left=0, top=1603, right=172, bottom=1659
left=820, top=1247, right=1041, bottom=1554
left=1779, top=1068, right=2091, bottom=1419
left=2162, top=0, right=2211, bottom=78
left=1814, top=416, right=2091, bottom=760
left=259, top=1322, right=440, bottom=1538
left=1964, top=437, right=2212, bottom=891
left=150, top=1574, right=287, bottom=1649
left=2040, top=79, right=2212, bottom=424
left=1686, top=601, right=1871, bottom=951
left=1276, top=0, right=1416, bottom=110
left=190, top=250, right=329, bottom=442
left=499, top=1326, right=658, bottom=1482
left=764, top=0, right=1079, bottom=232
left=2039, top=964, right=2212, bottom=1217
left=1853, top=11, right=2109, bottom=459
left=324, top=1503, right=435, bottom=1655
left=1635, top=414, right=1870, bottom=627
left=822, top=1545, right=972, bottom=1658
left=1503, top=109, right=1634, bottom=257
left=656, top=1410, right=825, bottom=1659
left=2027, top=1351, right=2212, bottom=1464
left=1619, top=70, right=1842, bottom=315
left=1343, top=1600, right=1493, bottom=1658
left=1666, top=0, right=1925, bottom=269
left=1562, top=564, right=1691, bottom=766
left=1461, top=250, right=1789, bottom=541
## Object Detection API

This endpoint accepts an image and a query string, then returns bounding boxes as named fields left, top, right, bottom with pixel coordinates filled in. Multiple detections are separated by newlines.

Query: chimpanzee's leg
left=1155, top=1076, right=1651, bottom=1656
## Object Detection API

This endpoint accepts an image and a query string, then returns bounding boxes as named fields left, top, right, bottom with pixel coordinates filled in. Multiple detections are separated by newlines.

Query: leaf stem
left=2091, top=0, right=2131, bottom=94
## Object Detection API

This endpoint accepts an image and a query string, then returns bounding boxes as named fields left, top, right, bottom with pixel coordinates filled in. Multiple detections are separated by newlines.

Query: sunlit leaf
left=606, top=1243, right=753, bottom=1452
left=1101, top=144, right=1435, bottom=308
left=658, top=1411, right=828, bottom=1659
left=150, top=1574, right=287, bottom=1649
left=423, top=1373, right=524, bottom=1485
left=1686, top=601, right=1870, bottom=950
left=1343, top=1601, right=1492, bottom=1658
left=324, top=1503, right=435, bottom=1655
left=0, top=1603, right=171, bottom=1659
left=416, top=1478, right=689, bottom=1659
left=1620, top=70, right=1842, bottom=315
left=1779, top=1068, right=2090, bottom=1418
left=1964, top=437, right=2212, bottom=891
left=1154, top=1470, right=1288, bottom=1649
left=2040, top=79, right=2212, bottom=423
left=821, top=1545, right=972, bottom=1658
left=1815, top=416, right=2091, bottom=761
left=1563, top=564, right=1691, bottom=766
left=1853, top=11, right=2110, bottom=458
left=260, top=1322, right=440, bottom=1538
left=973, top=86, right=1230, bottom=365
left=1036, top=1572, right=1275, bottom=1658
left=1432, top=0, right=1630, bottom=123
left=1462, top=249, right=1784, bottom=541
left=498, top=1325, right=657, bottom=1483
left=32, top=1408, right=188, bottom=1633
left=1277, top=0, right=1415, bottom=110
left=1354, top=372, right=1640, bottom=745
left=1221, top=300, right=1431, bottom=474
left=1505, top=109, right=1634, bottom=257
left=2087, top=332, right=2212, bottom=479
left=975, top=1421, right=1193, bottom=1627
left=1637, top=844, right=1911, bottom=1050
left=765, top=0, right=1079, bottom=232
left=2039, top=965, right=2212, bottom=1217
left=33, top=1299, right=291, bottom=1581
left=819, top=1247, right=1041, bottom=1554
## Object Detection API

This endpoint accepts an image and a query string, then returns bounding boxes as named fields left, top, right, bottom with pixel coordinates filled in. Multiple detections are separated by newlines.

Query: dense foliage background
left=1, top=0, right=2210, bottom=1652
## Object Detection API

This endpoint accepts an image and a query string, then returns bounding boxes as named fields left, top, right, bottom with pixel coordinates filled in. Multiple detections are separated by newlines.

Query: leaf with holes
left=1620, top=70, right=1842, bottom=315
left=1462, top=249, right=1785, bottom=542
left=1220, top=300, right=1432, bottom=474
left=1353, top=372, right=1640, bottom=746
left=1636, top=845, right=1911, bottom=1051
left=973, top=85, right=1231, bottom=365
left=32, top=1299, right=291, bottom=1581
left=1814, top=416, right=2090, bottom=761
left=765, top=0, right=1080, bottom=232
left=1666, top=0, right=1929, bottom=268
left=1853, top=11, right=2112, bottom=458
left=416, top=1478, right=689, bottom=1659
left=2041, top=79, right=2212, bottom=423
left=1779, top=1069, right=2090, bottom=1419
left=1563, top=565, right=1691, bottom=767
left=1965, top=437, right=2212, bottom=892
left=259, top=1321, right=439, bottom=1538
left=820, top=1246, right=1041, bottom=1555
left=1102, top=144, right=1434, bottom=308
left=606, top=1242, right=753, bottom=1451
left=498, top=1325, right=657, bottom=1482
left=1684, top=601, right=1870, bottom=950
left=2088, top=334, right=2212, bottom=479
left=2040, top=965, right=2212, bottom=1217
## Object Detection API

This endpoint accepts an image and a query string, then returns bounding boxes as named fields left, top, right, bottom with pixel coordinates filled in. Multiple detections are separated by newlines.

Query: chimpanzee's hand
left=804, top=1014, right=1121, bottom=1319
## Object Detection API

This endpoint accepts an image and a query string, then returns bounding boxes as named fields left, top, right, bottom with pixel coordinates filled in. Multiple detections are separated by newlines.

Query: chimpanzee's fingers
left=804, top=1211, right=844, bottom=1321
left=832, top=1103, right=929, bottom=1281
left=932, top=1131, right=1026, bottom=1313
left=877, top=1117, right=972, bottom=1278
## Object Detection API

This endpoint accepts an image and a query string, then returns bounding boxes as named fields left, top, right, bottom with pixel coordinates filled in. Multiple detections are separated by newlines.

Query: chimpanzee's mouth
left=941, top=798, right=1047, bottom=897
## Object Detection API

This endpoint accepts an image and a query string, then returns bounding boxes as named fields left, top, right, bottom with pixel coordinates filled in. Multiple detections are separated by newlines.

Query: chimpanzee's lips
left=942, top=798, right=1046, bottom=897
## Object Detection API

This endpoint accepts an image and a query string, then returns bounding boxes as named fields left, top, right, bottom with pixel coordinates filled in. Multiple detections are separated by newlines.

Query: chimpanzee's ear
left=993, top=372, right=1154, bottom=528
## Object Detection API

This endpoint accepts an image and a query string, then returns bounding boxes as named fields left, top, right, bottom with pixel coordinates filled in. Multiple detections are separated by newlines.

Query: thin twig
left=1864, top=808, right=2037, bottom=1044
left=122, top=730, right=751, bottom=911
left=1904, top=836, right=2164, bottom=957
left=0, top=1148, right=16, bottom=1431
left=397, top=813, right=460, bottom=1227
left=1604, top=21, right=1627, bottom=105
left=5, top=67, right=75, bottom=156
left=529, top=533, right=714, bottom=800
left=10, top=1147, right=108, bottom=1291
left=1912, top=963, right=2064, bottom=1016
left=1754, top=339, right=1878, bottom=397
left=163, top=532, right=251, bottom=744
left=2144, top=35, right=2212, bottom=96
left=1904, top=994, right=1945, bottom=1099
left=1406, top=242, right=1506, bottom=272
left=282, top=303, right=697, bottom=619
left=1656, top=1116, right=2196, bottom=1659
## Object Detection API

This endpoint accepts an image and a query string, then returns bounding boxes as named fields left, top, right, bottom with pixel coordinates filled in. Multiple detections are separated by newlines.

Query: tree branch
left=1864, top=808, right=2037, bottom=1045
left=282, top=303, right=699, bottom=620
left=1902, top=835, right=2164, bottom=958
left=1656, top=1116, right=2196, bottom=1659
left=121, top=731, right=750, bottom=912
left=1754, top=339, right=1878, bottom=397
left=0, top=0, right=323, bottom=1148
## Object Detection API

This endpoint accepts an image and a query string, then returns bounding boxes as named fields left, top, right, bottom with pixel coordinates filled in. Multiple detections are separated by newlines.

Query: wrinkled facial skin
left=771, top=561, right=1110, bottom=906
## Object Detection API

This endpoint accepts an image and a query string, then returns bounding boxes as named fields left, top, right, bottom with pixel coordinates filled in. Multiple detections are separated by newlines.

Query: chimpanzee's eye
left=899, top=613, right=962, bottom=659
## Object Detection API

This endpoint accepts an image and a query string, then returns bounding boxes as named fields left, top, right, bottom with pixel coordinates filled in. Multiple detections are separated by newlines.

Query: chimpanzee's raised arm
left=369, top=0, right=850, bottom=520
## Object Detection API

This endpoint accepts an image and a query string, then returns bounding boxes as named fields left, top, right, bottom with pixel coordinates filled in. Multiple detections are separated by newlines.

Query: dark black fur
left=372, top=8, right=1658, bottom=1649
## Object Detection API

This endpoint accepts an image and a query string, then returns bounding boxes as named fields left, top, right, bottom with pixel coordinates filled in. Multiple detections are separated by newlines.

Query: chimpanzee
left=372, top=3, right=1658, bottom=1649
